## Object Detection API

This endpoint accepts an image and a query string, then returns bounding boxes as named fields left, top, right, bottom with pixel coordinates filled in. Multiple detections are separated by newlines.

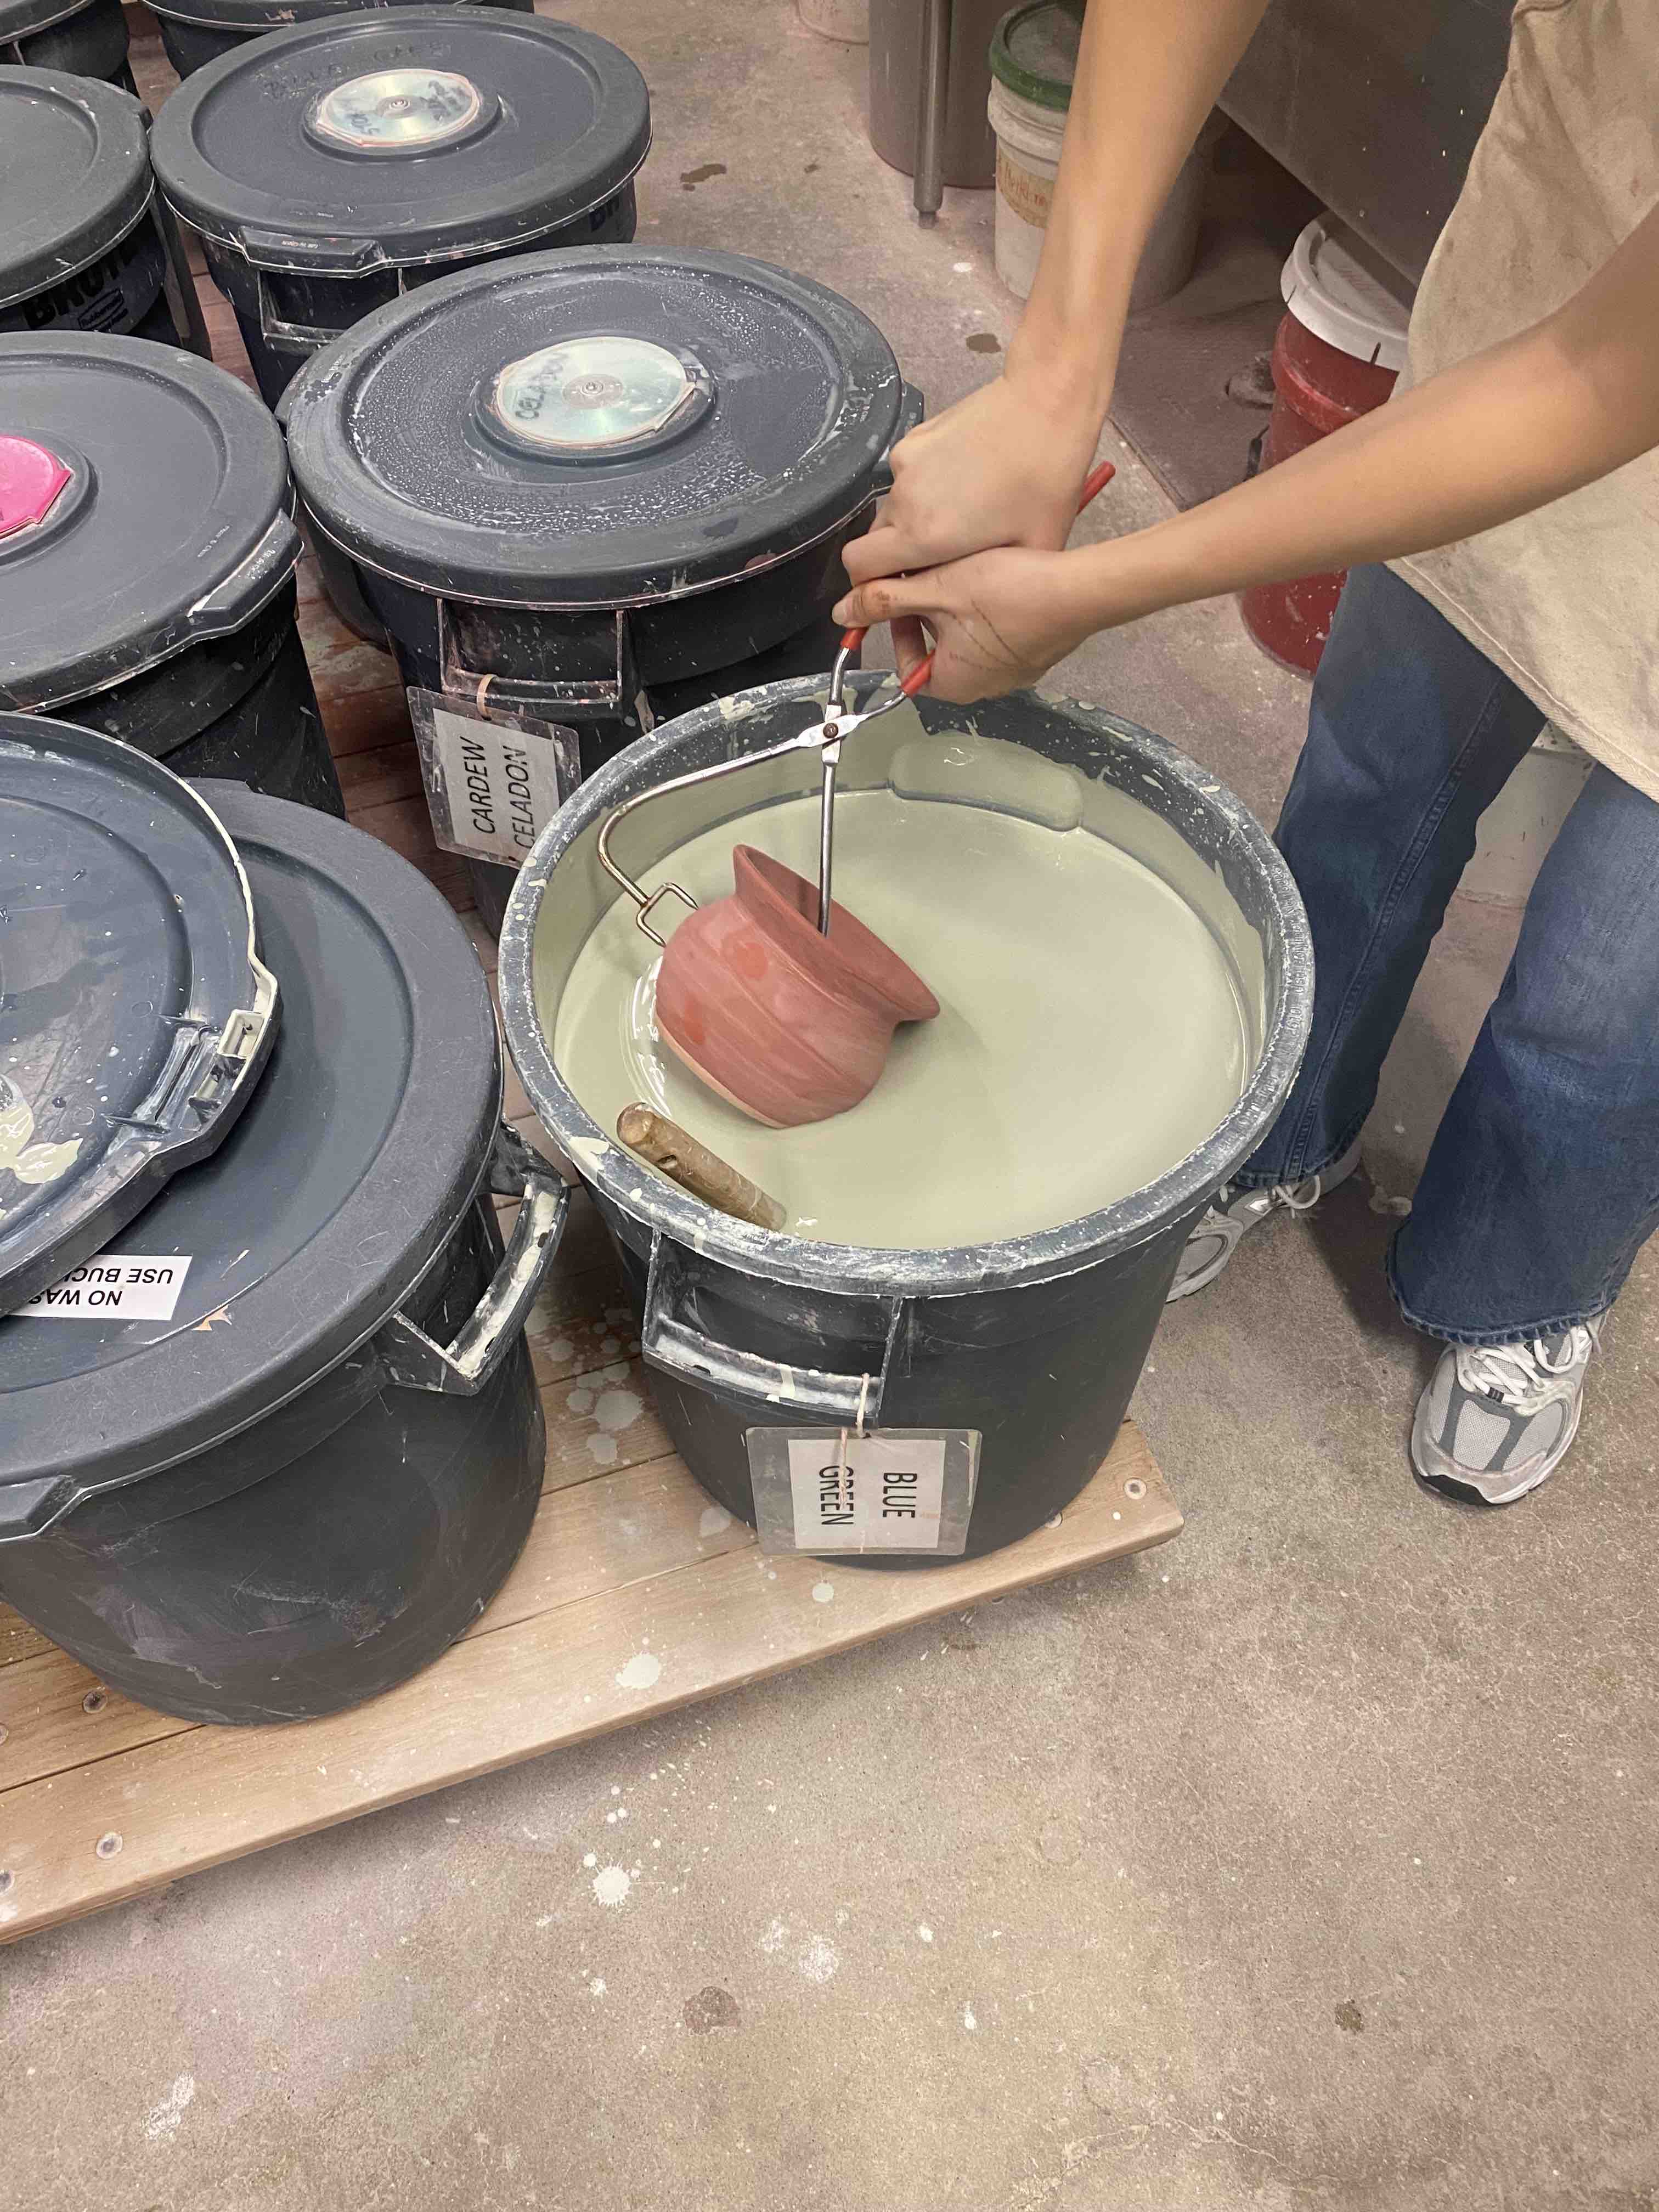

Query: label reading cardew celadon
left=409, top=690, right=580, bottom=869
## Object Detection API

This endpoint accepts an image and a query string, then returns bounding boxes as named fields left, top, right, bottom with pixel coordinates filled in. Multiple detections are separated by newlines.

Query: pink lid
left=0, top=436, right=72, bottom=541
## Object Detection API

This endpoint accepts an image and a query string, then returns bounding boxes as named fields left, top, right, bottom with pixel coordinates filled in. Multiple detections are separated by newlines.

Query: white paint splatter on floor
left=589, top=1976, right=607, bottom=1998
left=797, top=1936, right=840, bottom=1984
left=963, top=2005, right=977, bottom=2031
left=699, top=1503, right=733, bottom=1537
left=592, top=1865, right=631, bottom=1909
left=567, top=1387, right=594, bottom=1416
left=594, top=1387, right=642, bottom=1432
left=917, top=1925, right=933, bottom=1944
left=811, top=1581, right=834, bottom=1604
left=582, top=1851, right=597, bottom=1869
left=615, top=1650, right=663, bottom=1691
left=586, top=1434, right=620, bottom=1467
left=143, top=2074, right=195, bottom=2141
left=758, top=1917, right=789, bottom=1954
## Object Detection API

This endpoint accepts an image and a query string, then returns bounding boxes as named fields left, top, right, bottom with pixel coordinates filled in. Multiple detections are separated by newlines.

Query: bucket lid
left=1282, top=215, right=1414, bottom=371
left=989, top=2, right=1081, bottom=110
left=149, top=7, right=650, bottom=272
left=0, top=716, right=278, bottom=1322
left=281, top=246, right=904, bottom=607
left=0, top=69, right=153, bottom=312
left=0, top=0, right=101, bottom=42
left=0, top=333, right=302, bottom=714
left=0, top=782, right=503, bottom=1532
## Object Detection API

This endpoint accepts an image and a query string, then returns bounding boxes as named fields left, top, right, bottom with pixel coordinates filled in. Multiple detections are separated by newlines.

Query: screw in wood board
left=82, top=1688, right=106, bottom=1714
left=95, top=1832, right=122, bottom=1859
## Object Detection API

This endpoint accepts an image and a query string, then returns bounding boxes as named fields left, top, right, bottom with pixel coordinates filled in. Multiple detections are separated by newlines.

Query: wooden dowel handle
left=617, top=1105, right=787, bottom=1233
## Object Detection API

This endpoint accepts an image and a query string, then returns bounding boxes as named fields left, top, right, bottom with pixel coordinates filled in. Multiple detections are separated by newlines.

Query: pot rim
left=498, top=675, right=1315, bottom=1300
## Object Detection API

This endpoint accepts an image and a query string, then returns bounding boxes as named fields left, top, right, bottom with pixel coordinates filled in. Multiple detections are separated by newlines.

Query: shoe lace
left=1459, top=1326, right=1593, bottom=1407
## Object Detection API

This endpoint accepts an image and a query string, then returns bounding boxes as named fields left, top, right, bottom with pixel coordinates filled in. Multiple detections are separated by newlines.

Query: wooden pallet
left=0, top=1307, right=1180, bottom=1943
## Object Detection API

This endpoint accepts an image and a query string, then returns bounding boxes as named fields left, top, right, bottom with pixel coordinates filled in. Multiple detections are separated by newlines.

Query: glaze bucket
left=498, top=679, right=1313, bottom=1562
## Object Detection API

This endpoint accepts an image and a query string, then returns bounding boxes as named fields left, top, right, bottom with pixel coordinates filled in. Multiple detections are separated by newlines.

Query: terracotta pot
left=655, top=845, right=939, bottom=1127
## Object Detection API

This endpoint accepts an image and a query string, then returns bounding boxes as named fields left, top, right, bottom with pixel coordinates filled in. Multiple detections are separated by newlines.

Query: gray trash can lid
left=0, top=68, right=153, bottom=311
left=0, top=779, right=503, bottom=1530
left=150, top=7, right=650, bottom=269
left=0, top=333, right=301, bottom=714
left=0, top=716, right=279, bottom=1322
left=281, top=245, right=905, bottom=607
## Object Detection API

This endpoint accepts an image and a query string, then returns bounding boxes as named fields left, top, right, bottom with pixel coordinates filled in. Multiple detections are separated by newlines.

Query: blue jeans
left=1238, top=562, right=1659, bottom=1346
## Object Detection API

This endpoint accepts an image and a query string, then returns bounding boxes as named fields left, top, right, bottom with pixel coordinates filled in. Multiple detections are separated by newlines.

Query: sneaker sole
left=1410, top=1392, right=1583, bottom=1507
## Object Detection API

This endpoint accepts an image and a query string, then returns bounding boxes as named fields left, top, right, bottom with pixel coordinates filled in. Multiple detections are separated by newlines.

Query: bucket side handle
left=376, top=1125, right=569, bottom=1396
left=641, top=1235, right=902, bottom=1424
left=872, top=382, right=926, bottom=498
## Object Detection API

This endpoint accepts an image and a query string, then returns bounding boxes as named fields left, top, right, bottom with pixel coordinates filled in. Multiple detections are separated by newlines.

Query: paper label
left=16, top=1254, right=193, bottom=1322
left=745, top=1428, right=981, bottom=1555
left=408, top=689, right=580, bottom=869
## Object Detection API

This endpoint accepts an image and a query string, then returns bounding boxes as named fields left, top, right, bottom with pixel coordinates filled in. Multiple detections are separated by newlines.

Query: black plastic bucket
left=0, top=772, right=567, bottom=1724
left=0, top=0, right=133, bottom=86
left=147, top=0, right=531, bottom=80
left=497, top=679, right=1314, bottom=1562
left=0, top=332, right=342, bottom=814
left=280, top=245, right=914, bottom=928
left=0, top=71, right=200, bottom=351
left=150, top=7, right=650, bottom=408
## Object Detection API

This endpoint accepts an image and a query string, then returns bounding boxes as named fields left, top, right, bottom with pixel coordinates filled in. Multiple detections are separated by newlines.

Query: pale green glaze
left=551, top=766, right=1252, bottom=1250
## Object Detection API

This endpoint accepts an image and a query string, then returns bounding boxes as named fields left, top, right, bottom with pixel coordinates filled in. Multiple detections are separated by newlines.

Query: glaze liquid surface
left=551, top=785, right=1251, bottom=1248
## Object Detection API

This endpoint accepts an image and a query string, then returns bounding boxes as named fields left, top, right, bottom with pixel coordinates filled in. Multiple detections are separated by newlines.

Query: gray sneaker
left=1412, top=1321, right=1602, bottom=1505
left=1167, top=1139, right=1363, bottom=1301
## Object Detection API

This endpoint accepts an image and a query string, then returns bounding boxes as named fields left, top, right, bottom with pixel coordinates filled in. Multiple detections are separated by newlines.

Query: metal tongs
left=595, top=631, right=929, bottom=946
left=596, top=456, right=1117, bottom=946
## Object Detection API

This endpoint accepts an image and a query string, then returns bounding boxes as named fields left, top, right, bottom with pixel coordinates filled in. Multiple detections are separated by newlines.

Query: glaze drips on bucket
left=551, top=733, right=1252, bottom=1248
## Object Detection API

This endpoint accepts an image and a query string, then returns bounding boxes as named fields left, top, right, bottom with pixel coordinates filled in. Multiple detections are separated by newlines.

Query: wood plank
left=0, top=1449, right=751, bottom=1794
left=0, top=1428, right=1177, bottom=1943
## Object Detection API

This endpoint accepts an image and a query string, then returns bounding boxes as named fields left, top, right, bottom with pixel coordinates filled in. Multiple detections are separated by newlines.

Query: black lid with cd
left=150, top=6, right=650, bottom=403
left=283, top=246, right=905, bottom=610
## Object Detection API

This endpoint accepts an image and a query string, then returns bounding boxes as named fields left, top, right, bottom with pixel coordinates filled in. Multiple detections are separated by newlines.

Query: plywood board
left=0, top=1416, right=1177, bottom=1944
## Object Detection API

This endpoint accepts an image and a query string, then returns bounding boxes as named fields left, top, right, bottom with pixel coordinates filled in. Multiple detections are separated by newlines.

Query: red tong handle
left=839, top=455, right=1118, bottom=693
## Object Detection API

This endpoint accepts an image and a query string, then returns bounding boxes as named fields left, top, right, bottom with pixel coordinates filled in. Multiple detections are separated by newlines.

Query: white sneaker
left=1412, top=1321, right=1602, bottom=1505
left=1167, top=1139, right=1363, bottom=1302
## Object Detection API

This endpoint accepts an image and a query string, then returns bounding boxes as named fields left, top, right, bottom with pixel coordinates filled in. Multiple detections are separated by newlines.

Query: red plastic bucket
left=1241, top=217, right=1413, bottom=674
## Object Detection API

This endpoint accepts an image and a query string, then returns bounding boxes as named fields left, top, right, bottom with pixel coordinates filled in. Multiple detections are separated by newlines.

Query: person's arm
left=834, top=200, right=1659, bottom=702
left=842, top=0, right=1270, bottom=589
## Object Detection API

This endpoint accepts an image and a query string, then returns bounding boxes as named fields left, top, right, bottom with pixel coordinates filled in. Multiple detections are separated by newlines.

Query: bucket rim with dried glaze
left=497, top=674, right=1314, bottom=1303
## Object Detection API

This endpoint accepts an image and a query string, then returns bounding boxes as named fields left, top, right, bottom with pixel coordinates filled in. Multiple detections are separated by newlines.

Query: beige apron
left=1389, top=0, right=1659, bottom=802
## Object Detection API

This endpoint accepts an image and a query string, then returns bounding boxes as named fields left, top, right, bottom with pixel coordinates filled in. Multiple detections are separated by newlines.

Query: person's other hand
left=833, top=547, right=1093, bottom=703
left=843, top=375, right=1105, bottom=589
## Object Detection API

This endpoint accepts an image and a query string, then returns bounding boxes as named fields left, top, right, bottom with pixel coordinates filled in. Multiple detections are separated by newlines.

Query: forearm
left=1058, top=247, right=1659, bottom=630
left=1008, top=0, right=1270, bottom=419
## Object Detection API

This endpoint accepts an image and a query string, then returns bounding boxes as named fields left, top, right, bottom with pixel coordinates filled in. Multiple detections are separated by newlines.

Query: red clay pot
left=655, top=845, right=939, bottom=1127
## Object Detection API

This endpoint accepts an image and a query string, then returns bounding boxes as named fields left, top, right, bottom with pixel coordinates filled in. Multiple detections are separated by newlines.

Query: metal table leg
left=914, top=0, right=952, bottom=225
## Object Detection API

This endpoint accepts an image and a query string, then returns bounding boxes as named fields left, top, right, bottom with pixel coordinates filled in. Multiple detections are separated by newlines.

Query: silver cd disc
left=488, top=337, right=709, bottom=458
left=307, top=69, right=487, bottom=154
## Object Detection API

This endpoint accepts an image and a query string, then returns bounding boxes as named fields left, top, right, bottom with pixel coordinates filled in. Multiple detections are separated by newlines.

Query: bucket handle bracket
left=377, top=1125, right=569, bottom=1396
left=641, top=1234, right=904, bottom=1425
left=437, top=603, right=643, bottom=723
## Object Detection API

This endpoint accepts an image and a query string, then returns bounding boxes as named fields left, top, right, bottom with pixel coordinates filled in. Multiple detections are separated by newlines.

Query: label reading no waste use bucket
left=409, top=691, right=582, bottom=869
left=17, top=1254, right=193, bottom=1322
left=745, top=1429, right=981, bottom=1555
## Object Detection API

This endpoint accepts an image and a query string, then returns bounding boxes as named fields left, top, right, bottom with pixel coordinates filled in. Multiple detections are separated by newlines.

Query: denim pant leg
left=1237, top=562, right=1545, bottom=1189
left=1390, top=762, right=1659, bottom=1342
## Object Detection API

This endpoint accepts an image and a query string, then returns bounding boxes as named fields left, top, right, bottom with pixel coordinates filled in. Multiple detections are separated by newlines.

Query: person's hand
left=843, top=374, right=1107, bottom=589
left=833, top=547, right=1094, bottom=704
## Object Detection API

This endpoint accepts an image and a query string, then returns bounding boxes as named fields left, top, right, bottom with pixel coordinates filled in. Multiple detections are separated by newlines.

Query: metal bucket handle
left=376, top=1124, right=568, bottom=1395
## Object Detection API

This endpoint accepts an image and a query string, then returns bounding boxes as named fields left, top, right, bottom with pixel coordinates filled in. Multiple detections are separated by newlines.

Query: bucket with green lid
left=988, top=1, right=1217, bottom=307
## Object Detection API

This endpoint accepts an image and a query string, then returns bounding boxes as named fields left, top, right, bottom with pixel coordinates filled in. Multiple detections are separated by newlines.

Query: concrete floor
left=6, top=7, right=1657, bottom=2208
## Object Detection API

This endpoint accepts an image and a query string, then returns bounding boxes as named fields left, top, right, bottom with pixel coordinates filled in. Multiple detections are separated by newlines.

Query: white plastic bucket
left=988, top=73, right=1064, bottom=300
left=989, top=80, right=1218, bottom=307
